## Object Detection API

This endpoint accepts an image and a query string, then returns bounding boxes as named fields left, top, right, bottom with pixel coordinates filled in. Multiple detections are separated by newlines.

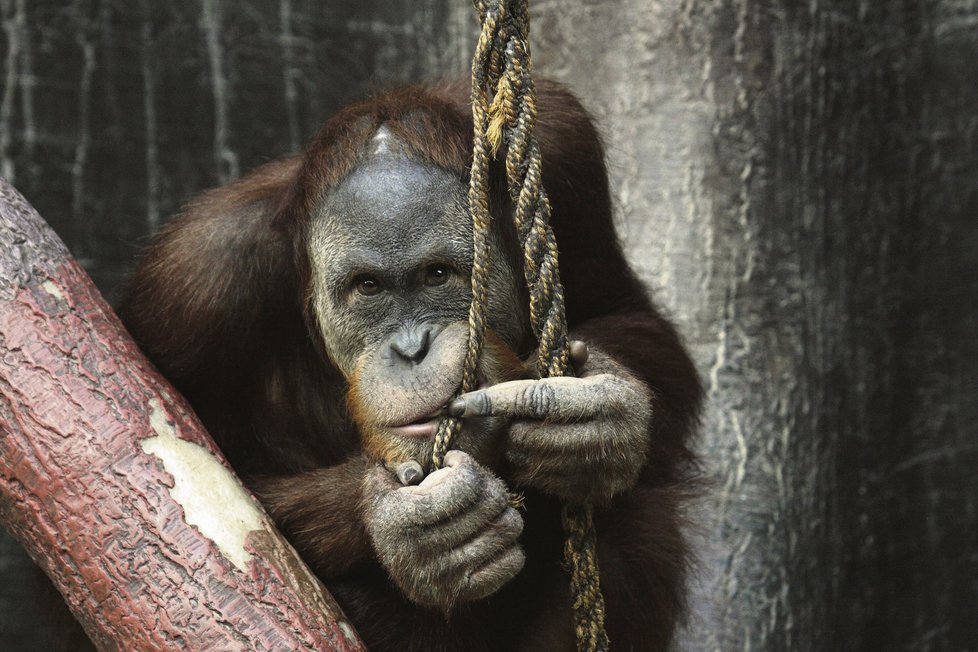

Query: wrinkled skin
left=363, top=451, right=525, bottom=612
left=454, top=347, right=652, bottom=505
left=307, top=135, right=653, bottom=608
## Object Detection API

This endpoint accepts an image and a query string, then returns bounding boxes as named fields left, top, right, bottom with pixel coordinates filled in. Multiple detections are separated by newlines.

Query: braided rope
left=430, top=1, right=500, bottom=471
left=432, top=1, right=610, bottom=649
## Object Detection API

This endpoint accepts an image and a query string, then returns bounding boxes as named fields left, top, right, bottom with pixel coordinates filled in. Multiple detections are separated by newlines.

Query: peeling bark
left=0, top=177, right=364, bottom=651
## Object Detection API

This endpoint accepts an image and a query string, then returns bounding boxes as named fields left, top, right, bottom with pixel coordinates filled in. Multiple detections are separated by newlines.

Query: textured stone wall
left=531, top=2, right=978, bottom=649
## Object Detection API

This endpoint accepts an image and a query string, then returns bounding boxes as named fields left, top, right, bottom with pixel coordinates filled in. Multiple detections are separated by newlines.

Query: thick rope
left=432, top=1, right=610, bottom=649
left=429, top=0, right=500, bottom=471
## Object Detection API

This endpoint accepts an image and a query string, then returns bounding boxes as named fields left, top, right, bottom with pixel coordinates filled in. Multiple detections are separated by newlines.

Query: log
left=0, top=177, right=365, bottom=651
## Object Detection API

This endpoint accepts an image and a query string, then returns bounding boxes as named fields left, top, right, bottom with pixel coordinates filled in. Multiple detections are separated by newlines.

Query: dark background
left=2, top=1, right=976, bottom=650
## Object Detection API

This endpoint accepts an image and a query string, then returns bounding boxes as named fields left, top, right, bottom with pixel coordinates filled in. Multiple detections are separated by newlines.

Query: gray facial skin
left=305, top=129, right=528, bottom=465
left=307, top=132, right=526, bottom=376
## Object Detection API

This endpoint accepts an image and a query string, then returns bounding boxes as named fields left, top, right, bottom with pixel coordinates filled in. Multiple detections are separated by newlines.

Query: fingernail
left=448, top=397, right=466, bottom=417
left=401, top=466, right=423, bottom=486
left=569, top=340, right=589, bottom=367
left=393, top=461, right=425, bottom=486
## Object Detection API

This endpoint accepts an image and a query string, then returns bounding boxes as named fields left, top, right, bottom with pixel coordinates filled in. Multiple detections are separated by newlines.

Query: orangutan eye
left=355, top=276, right=383, bottom=296
left=424, top=265, right=451, bottom=287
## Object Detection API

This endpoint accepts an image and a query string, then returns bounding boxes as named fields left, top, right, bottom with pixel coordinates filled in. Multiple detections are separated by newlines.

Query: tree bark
left=533, top=1, right=978, bottom=649
left=0, top=176, right=364, bottom=651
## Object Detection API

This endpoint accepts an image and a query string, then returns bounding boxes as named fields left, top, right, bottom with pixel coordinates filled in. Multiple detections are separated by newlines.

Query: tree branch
left=0, top=177, right=364, bottom=651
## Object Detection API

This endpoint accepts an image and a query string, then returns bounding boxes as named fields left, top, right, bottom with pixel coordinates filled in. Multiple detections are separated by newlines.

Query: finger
left=460, top=543, right=524, bottom=602
left=413, top=482, right=513, bottom=552
left=403, top=450, right=471, bottom=491
left=507, top=421, right=605, bottom=459
left=413, top=464, right=454, bottom=490
left=397, top=456, right=505, bottom=529
left=415, top=486, right=523, bottom=552
left=443, top=449, right=470, bottom=468
left=446, top=508, right=525, bottom=596
left=394, top=460, right=425, bottom=486
left=448, top=374, right=621, bottom=420
left=452, top=508, right=523, bottom=560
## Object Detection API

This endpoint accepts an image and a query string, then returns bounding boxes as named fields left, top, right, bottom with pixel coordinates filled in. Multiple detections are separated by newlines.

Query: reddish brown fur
left=117, top=80, right=701, bottom=652
left=350, top=331, right=533, bottom=466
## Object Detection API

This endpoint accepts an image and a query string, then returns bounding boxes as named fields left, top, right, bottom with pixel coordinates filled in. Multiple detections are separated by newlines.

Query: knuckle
left=443, top=449, right=471, bottom=467
left=496, top=507, right=524, bottom=539
left=464, top=544, right=525, bottom=597
left=518, top=382, right=555, bottom=418
left=480, top=472, right=512, bottom=503
left=457, top=463, right=490, bottom=495
left=472, top=391, right=493, bottom=416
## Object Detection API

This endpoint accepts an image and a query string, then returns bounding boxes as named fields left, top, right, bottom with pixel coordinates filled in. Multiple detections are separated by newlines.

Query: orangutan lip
left=388, top=420, right=439, bottom=439
left=387, top=403, right=452, bottom=438
left=383, top=384, right=468, bottom=434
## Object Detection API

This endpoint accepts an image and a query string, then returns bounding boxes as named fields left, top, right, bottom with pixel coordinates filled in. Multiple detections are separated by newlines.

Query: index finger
left=448, top=375, right=613, bottom=420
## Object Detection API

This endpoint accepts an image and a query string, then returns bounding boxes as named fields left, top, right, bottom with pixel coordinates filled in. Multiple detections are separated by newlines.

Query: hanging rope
left=432, top=1, right=610, bottom=649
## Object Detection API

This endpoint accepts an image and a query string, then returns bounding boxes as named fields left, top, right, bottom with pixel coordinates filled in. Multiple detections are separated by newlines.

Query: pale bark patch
left=141, top=398, right=264, bottom=572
